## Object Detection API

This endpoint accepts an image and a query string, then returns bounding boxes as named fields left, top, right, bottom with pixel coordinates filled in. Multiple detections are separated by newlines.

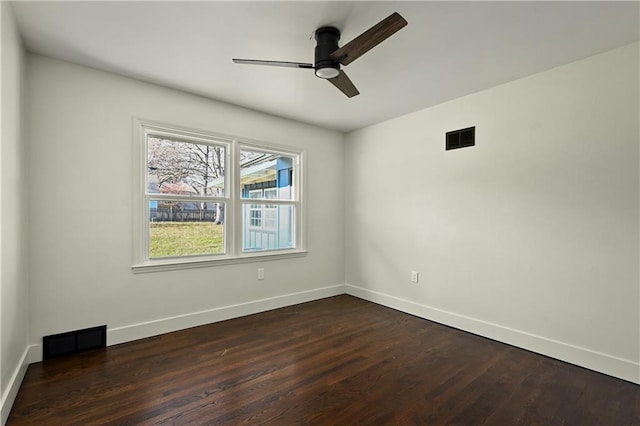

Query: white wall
left=1, top=2, right=29, bottom=423
left=25, top=55, right=345, bottom=357
left=345, top=43, right=639, bottom=383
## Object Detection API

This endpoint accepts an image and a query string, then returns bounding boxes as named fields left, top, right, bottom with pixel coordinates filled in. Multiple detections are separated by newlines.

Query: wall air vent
left=446, top=126, right=475, bottom=150
left=43, top=325, right=107, bottom=360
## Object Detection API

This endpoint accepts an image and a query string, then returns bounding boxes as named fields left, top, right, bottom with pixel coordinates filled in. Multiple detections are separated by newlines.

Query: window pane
left=242, top=203, right=295, bottom=252
left=240, top=150, right=294, bottom=200
left=147, top=136, right=225, bottom=197
left=149, top=201, right=225, bottom=258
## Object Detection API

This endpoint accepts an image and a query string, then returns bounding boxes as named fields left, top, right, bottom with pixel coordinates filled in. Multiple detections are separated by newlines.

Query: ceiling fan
left=233, top=12, right=408, bottom=98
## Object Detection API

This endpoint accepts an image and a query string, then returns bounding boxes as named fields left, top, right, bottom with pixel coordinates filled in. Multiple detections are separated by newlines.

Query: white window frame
left=132, top=119, right=306, bottom=273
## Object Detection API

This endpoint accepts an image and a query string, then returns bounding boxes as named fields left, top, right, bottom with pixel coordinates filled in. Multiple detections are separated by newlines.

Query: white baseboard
left=28, top=284, right=345, bottom=363
left=20, top=283, right=639, bottom=391
left=345, top=284, right=640, bottom=384
left=1, top=346, right=29, bottom=426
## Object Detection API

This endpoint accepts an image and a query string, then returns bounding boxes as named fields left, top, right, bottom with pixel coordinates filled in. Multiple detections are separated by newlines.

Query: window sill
left=132, top=250, right=308, bottom=274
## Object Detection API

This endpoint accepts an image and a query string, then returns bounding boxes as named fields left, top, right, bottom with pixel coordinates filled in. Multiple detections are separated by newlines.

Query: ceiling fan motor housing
left=314, top=27, right=341, bottom=78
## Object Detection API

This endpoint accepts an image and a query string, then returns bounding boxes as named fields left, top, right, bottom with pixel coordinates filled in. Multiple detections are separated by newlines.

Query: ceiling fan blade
left=232, top=59, right=314, bottom=69
left=328, top=70, right=360, bottom=98
left=329, top=12, right=408, bottom=66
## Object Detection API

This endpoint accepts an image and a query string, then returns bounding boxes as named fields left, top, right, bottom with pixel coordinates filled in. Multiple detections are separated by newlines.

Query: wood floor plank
left=7, top=295, right=640, bottom=425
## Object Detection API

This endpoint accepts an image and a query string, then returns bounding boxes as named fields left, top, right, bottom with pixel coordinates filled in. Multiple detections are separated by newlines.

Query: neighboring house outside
left=208, top=153, right=295, bottom=252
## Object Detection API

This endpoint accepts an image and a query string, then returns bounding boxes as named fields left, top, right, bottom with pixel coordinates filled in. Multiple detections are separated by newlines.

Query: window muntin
left=135, top=120, right=304, bottom=269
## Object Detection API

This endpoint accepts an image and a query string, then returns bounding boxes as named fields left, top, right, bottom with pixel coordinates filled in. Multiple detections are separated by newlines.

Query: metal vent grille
left=43, top=325, right=107, bottom=360
left=446, top=126, right=475, bottom=150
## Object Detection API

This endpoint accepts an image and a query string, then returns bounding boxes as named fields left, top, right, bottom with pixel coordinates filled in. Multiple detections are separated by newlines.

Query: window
left=133, top=120, right=304, bottom=271
left=240, top=149, right=296, bottom=252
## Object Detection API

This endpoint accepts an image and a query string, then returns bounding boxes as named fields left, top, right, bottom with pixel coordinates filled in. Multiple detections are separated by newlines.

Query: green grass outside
left=149, top=222, right=224, bottom=258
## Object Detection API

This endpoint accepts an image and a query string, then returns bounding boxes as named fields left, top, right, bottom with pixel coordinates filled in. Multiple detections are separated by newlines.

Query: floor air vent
left=446, top=126, right=475, bottom=150
left=43, top=325, right=107, bottom=360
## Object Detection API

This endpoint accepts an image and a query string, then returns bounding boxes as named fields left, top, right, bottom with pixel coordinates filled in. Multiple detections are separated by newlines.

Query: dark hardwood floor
left=8, top=295, right=640, bottom=425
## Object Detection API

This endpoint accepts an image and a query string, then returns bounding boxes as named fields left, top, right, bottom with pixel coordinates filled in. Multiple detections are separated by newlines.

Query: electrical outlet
left=411, top=271, right=419, bottom=283
left=257, top=268, right=265, bottom=280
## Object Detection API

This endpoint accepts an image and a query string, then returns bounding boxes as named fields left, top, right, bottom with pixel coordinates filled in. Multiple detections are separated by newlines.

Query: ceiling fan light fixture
left=315, top=66, right=340, bottom=79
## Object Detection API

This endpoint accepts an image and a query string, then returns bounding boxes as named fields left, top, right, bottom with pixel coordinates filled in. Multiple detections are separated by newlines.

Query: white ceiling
left=10, top=1, right=640, bottom=132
